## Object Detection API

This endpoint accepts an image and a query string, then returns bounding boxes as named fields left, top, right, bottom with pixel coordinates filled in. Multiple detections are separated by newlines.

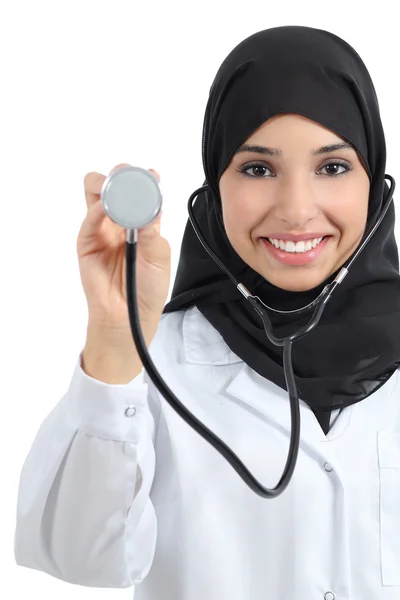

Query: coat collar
left=182, top=306, right=243, bottom=366
left=180, top=306, right=398, bottom=465
left=181, top=307, right=331, bottom=443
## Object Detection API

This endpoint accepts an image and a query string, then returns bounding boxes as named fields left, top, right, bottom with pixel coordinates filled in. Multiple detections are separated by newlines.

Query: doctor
left=15, top=25, right=400, bottom=599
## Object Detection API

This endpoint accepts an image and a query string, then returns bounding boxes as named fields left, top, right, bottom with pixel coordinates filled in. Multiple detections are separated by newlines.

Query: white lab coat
left=14, top=305, right=400, bottom=599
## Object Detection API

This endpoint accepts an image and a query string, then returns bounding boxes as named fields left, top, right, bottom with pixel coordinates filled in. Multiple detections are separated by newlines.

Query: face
left=218, top=113, right=370, bottom=292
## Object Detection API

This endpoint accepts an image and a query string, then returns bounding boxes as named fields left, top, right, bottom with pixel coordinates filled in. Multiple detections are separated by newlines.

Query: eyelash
left=238, top=160, right=353, bottom=178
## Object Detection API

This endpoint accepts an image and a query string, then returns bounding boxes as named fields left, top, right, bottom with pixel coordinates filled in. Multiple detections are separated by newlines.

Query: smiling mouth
left=260, top=235, right=332, bottom=266
left=262, top=236, right=330, bottom=254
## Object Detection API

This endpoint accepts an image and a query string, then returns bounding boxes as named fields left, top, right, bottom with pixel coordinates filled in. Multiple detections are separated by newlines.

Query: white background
left=2, top=0, right=398, bottom=598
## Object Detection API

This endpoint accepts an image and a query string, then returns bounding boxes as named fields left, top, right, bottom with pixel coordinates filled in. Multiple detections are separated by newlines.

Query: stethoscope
left=100, top=166, right=395, bottom=498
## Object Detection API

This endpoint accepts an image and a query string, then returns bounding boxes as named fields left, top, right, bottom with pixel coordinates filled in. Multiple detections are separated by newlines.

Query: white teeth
left=267, top=237, right=324, bottom=253
left=285, top=241, right=296, bottom=252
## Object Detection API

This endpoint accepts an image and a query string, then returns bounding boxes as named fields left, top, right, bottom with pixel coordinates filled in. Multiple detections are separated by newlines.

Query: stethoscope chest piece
left=100, top=165, right=162, bottom=230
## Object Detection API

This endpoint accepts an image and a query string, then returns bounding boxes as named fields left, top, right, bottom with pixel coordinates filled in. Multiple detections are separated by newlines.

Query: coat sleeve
left=14, top=351, right=161, bottom=589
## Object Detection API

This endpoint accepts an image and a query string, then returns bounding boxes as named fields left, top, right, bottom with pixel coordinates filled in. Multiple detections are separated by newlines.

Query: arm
left=14, top=346, right=159, bottom=588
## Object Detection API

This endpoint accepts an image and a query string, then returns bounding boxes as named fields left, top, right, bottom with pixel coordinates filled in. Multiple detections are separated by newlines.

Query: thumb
left=151, top=210, right=162, bottom=233
left=138, top=210, right=163, bottom=240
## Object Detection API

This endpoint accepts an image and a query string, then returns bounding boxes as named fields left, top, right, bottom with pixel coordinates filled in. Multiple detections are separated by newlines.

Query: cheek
left=220, top=174, right=263, bottom=237
left=222, top=201, right=258, bottom=243
left=328, top=190, right=369, bottom=240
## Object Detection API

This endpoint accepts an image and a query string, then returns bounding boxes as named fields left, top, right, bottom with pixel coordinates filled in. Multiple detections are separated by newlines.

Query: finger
left=148, top=168, right=161, bottom=182
left=110, top=162, right=132, bottom=175
left=84, top=171, right=107, bottom=209
left=83, top=198, right=107, bottom=231
left=83, top=165, right=159, bottom=211
left=83, top=164, right=132, bottom=210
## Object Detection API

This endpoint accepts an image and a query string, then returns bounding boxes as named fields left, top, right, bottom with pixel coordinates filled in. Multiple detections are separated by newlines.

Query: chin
left=264, top=270, right=329, bottom=292
left=277, top=281, right=320, bottom=292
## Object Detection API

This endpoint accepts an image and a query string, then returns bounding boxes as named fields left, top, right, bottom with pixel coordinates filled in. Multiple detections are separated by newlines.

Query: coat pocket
left=378, top=431, right=400, bottom=585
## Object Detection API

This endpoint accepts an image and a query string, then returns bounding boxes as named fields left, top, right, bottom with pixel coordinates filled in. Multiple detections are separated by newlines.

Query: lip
left=262, top=232, right=331, bottom=242
left=261, top=236, right=331, bottom=266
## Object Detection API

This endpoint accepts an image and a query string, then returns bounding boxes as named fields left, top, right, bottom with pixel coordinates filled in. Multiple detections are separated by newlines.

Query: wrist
left=81, top=334, right=143, bottom=384
left=86, top=321, right=135, bottom=349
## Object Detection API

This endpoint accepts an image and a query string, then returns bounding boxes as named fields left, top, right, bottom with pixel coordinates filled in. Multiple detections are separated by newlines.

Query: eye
left=238, top=163, right=274, bottom=178
left=318, top=161, right=352, bottom=176
left=238, top=160, right=352, bottom=179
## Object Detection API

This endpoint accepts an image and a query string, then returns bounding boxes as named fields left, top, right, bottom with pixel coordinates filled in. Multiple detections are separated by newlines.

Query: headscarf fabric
left=163, top=25, right=400, bottom=434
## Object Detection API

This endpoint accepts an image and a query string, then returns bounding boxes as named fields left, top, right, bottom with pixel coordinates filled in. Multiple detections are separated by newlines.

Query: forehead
left=247, top=113, right=346, bottom=143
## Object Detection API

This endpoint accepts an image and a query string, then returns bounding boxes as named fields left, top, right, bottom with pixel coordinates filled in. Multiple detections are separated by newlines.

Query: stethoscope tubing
left=125, top=175, right=395, bottom=498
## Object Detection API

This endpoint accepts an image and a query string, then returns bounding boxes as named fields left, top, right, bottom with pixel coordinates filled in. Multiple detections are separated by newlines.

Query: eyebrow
left=234, top=142, right=353, bottom=157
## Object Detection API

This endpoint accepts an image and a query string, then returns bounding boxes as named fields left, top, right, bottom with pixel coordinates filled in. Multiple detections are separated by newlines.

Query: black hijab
left=163, top=25, right=400, bottom=435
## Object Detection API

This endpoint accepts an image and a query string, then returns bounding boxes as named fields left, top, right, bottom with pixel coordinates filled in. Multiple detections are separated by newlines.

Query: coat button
left=323, top=462, right=334, bottom=472
left=324, top=592, right=335, bottom=600
left=125, top=406, right=137, bottom=417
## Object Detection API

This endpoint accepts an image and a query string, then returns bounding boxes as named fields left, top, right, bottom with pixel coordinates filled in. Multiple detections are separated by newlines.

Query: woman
left=14, top=25, right=400, bottom=599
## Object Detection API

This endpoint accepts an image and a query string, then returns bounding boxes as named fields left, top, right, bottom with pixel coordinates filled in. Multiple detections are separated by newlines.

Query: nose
left=273, top=174, right=320, bottom=228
